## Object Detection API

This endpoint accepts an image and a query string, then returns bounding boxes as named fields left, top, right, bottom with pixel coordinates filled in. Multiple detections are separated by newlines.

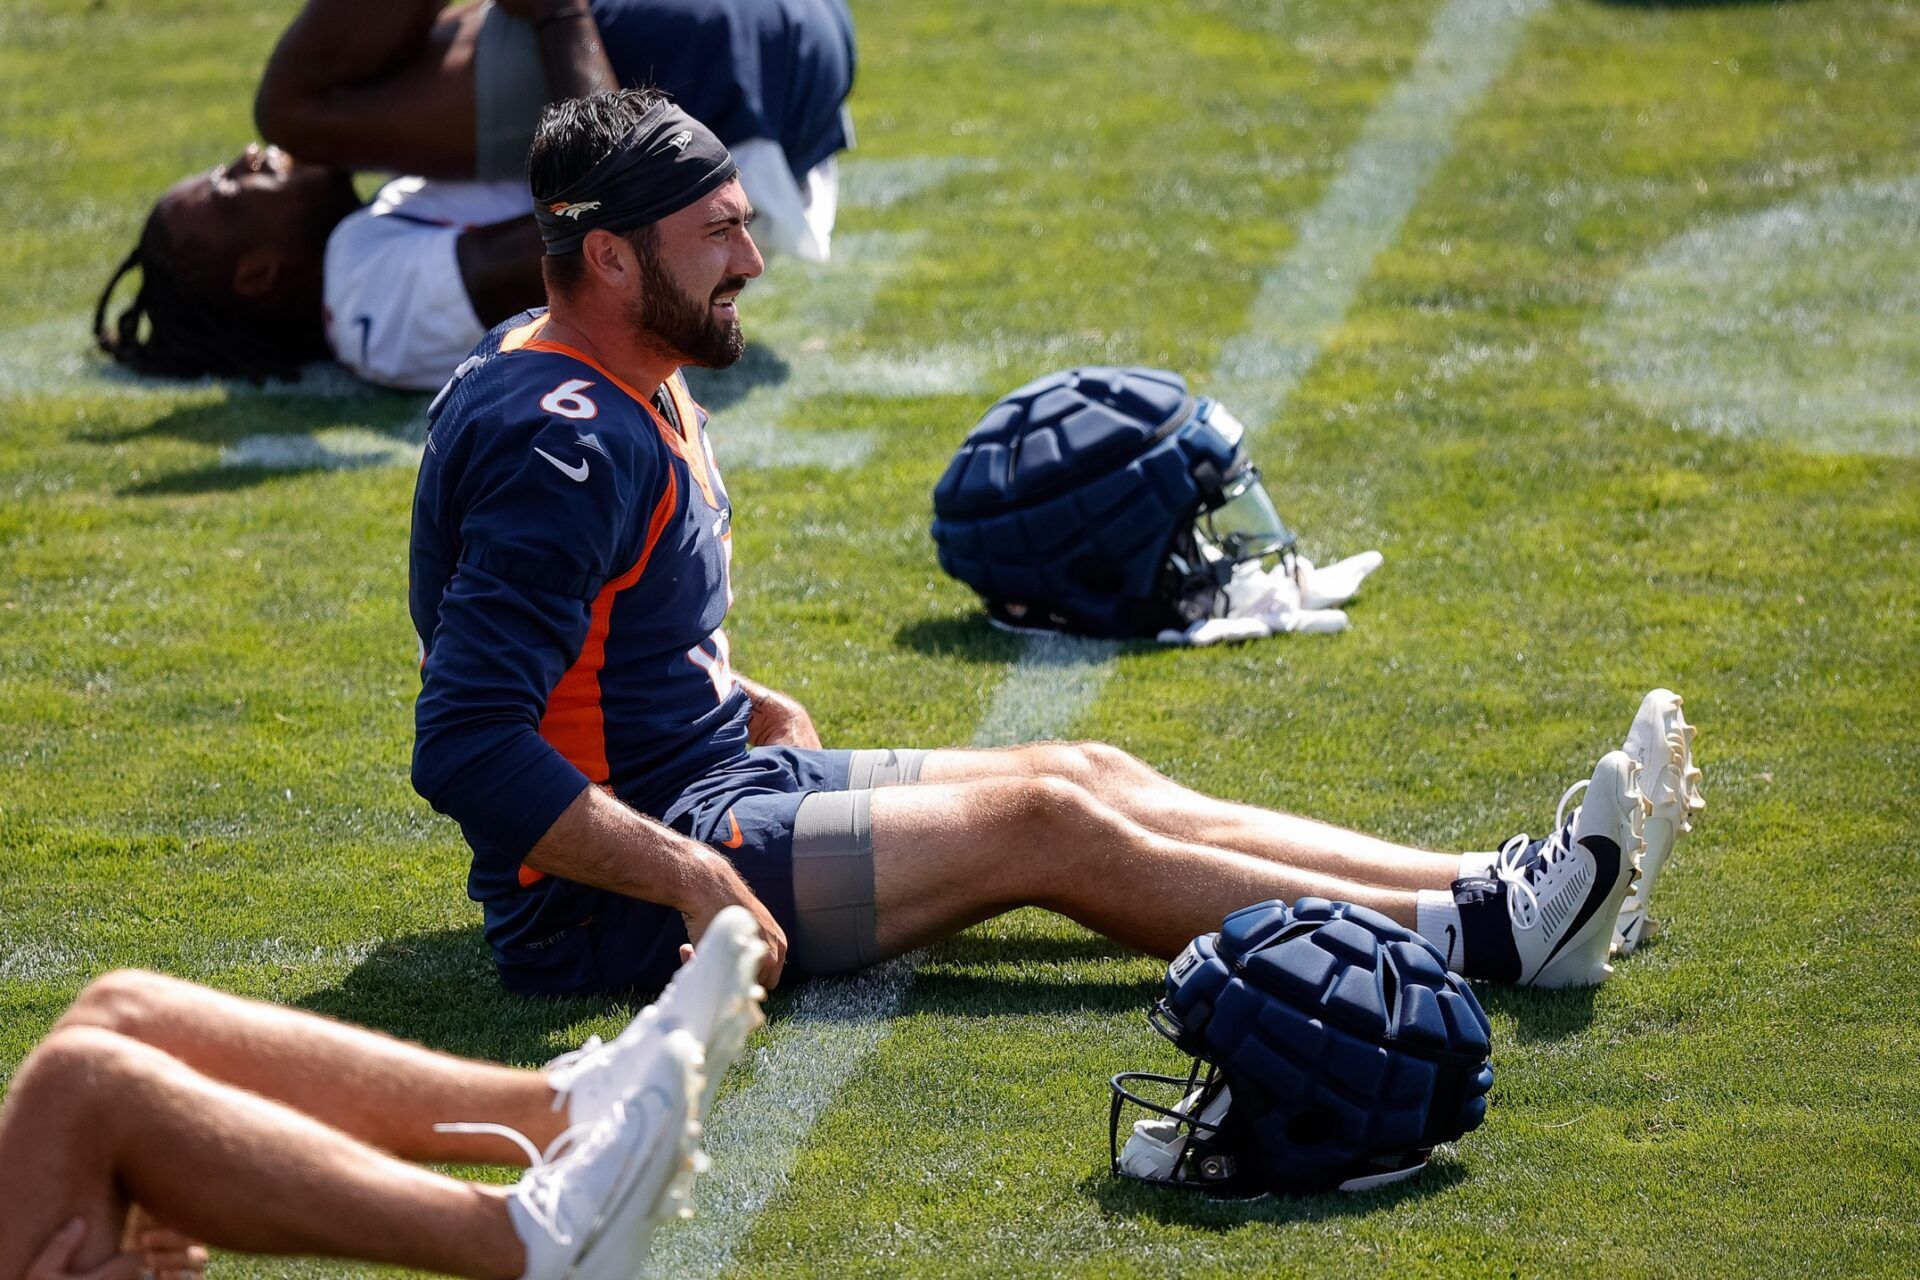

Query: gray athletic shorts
left=474, top=4, right=550, bottom=182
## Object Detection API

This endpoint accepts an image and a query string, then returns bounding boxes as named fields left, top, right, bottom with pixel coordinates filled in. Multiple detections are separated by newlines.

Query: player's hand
left=684, top=861, right=787, bottom=989
left=123, top=1207, right=208, bottom=1280
left=26, top=1219, right=146, bottom=1280
left=744, top=685, right=823, bottom=750
left=134, top=1228, right=208, bottom=1280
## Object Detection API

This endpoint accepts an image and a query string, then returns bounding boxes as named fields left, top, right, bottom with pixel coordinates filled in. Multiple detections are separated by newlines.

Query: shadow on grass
left=1082, top=1156, right=1468, bottom=1227
left=891, top=615, right=1030, bottom=664
left=903, top=969, right=1159, bottom=1017
left=84, top=393, right=419, bottom=448
left=1474, top=981, right=1601, bottom=1043
left=681, top=341, right=792, bottom=413
left=299, top=927, right=617, bottom=1068
left=121, top=464, right=335, bottom=497
left=924, top=932, right=1140, bottom=968
left=903, top=933, right=1159, bottom=1017
left=1593, top=1, right=1806, bottom=8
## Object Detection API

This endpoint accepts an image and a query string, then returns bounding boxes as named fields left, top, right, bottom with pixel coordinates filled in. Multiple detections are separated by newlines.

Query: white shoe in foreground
left=1615, top=688, right=1705, bottom=955
left=1494, top=752, right=1648, bottom=988
left=446, top=1029, right=709, bottom=1280
left=547, top=906, right=768, bottom=1128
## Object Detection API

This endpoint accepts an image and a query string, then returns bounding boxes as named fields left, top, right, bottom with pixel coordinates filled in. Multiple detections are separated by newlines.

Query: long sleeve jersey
left=409, top=311, right=749, bottom=936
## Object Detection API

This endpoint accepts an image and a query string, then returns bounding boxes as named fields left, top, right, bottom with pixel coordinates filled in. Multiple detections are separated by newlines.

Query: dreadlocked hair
left=93, top=208, right=313, bottom=384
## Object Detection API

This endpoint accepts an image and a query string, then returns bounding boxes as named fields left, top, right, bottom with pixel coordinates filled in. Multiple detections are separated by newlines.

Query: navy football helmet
left=930, top=367, right=1295, bottom=637
left=1110, top=899, right=1495, bottom=1197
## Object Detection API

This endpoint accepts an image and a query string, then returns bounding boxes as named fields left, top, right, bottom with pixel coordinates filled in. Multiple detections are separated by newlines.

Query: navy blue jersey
left=593, top=0, right=855, bottom=179
left=410, top=310, right=748, bottom=967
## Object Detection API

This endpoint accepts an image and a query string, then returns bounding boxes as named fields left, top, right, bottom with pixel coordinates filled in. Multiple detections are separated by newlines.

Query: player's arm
left=736, top=673, right=823, bottom=749
left=522, top=787, right=787, bottom=986
left=413, top=412, right=785, bottom=984
left=255, top=0, right=616, bottom=178
left=455, top=215, right=548, bottom=329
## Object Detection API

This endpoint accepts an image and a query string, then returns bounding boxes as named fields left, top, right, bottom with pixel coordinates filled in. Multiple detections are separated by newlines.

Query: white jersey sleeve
left=323, top=178, right=531, bottom=392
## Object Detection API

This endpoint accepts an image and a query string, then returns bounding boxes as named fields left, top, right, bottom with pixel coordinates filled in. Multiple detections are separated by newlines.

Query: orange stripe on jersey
left=500, top=314, right=551, bottom=352
left=536, top=463, right=682, bottom=785
left=660, top=374, right=721, bottom=510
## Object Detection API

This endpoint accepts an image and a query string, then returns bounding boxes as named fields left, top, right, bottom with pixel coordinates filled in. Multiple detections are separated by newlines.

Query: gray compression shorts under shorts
left=789, top=748, right=927, bottom=975
left=474, top=4, right=551, bottom=182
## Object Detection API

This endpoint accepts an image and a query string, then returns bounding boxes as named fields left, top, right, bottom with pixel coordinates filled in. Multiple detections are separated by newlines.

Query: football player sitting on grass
left=408, top=89, right=1707, bottom=1004
left=0, top=910, right=768, bottom=1280
left=93, top=0, right=854, bottom=390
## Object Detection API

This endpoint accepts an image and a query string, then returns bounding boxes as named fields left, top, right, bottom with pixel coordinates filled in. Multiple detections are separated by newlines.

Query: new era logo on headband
left=548, top=200, right=602, bottom=221
left=666, top=130, right=693, bottom=152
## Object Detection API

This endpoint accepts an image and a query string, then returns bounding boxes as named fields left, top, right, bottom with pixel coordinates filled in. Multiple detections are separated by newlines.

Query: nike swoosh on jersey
left=720, top=809, right=745, bottom=849
left=534, top=447, right=590, bottom=482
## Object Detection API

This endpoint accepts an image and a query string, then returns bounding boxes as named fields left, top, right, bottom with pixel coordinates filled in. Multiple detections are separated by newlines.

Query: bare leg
left=55, top=971, right=564, bottom=1166
left=919, top=742, right=1461, bottom=890
left=0, top=1027, right=522, bottom=1280
left=870, top=775, right=1419, bottom=960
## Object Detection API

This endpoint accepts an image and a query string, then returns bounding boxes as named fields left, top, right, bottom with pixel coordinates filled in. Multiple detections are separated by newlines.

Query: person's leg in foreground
left=0, top=909, right=768, bottom=1280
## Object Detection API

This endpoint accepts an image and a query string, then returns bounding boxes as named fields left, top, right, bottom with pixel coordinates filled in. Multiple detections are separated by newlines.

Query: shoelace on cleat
left=434, top=1115, right=607, bottom=1243
left=1492, top=778, right=1590, bottom=931
left=541, top=1034, right=610, bottom=1111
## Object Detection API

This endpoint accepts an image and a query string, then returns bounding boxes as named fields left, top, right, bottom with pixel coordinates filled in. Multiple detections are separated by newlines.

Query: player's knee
left=10, top=1026, right=136, bottom=1121
left=1074, top=740, right=1152, bottom=785
left=1018, top=741, right=1109, bottom=789
left=58, top=967, right=177, bottom=1038
left=1008, top=773, right=1115, bottom=842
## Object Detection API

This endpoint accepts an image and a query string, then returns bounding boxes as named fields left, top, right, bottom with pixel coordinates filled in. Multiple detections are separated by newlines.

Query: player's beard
left=627, top=239, right=747, bottom=369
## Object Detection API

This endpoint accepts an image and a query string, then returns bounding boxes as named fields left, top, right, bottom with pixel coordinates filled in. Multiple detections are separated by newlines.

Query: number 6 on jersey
left=540, top=378, right=600, bottom=420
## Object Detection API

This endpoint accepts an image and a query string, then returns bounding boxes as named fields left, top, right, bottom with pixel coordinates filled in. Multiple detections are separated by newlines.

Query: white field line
left=656, top=1, right=1543, bottom=1274
left=1585, top=173, right=1920, bottom=458
left=652, top=634, right=1117, bottom=1277
left=692, top=230, right=989, bottom=472
left=840, top=155, right=993, bottom=210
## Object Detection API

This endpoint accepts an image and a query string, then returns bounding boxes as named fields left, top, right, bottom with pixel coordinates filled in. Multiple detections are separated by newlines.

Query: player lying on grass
left=0, top=910, right=768, bottom=1280
left=93, top=0, right=854, bottom=389
left=410, top=89, right=1707, bottom=1002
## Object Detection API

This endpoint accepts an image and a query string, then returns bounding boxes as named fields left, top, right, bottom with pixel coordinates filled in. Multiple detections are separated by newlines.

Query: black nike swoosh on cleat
left=1536, top=836, right=1623, bottom=972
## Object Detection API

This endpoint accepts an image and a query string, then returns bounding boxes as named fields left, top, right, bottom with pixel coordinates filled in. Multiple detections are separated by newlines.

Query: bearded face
left=625, top=234, right=748, bottom=370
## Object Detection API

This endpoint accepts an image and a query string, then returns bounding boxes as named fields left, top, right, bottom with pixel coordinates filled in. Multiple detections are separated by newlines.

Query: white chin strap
left=1117, top=1083, right=1234, bottom=1181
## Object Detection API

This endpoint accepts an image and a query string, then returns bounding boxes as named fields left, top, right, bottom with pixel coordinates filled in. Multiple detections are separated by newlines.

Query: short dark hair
left=94, top=206, right=314, bottom=383
left=528, top=87, right=669, bottom=295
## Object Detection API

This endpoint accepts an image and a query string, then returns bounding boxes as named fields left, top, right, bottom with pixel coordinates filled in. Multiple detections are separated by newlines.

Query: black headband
left=533, top=100, right=738, bottom=255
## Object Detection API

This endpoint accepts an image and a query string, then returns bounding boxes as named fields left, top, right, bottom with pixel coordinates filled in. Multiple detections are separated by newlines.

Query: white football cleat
left=446, top=1029, right=710, bottom=1280
left=1615, top=689, right=1705, bottom=955
left=1493, top=751, right=1648, bottom=988
left=547, top=905, right=768, bottom=1128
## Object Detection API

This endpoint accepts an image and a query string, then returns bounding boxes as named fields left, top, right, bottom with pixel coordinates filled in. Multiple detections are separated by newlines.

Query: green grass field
left=4, top=0, right=1919, bottom=1275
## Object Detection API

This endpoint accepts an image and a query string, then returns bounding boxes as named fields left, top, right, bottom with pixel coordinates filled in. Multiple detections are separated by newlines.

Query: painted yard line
left=1212, top=0, right=1548, bottom=428
left=653, top=633, right=1117, bottom=1279
left=1586, top=173, right=1920, bottom=459
left=839, top=155, right=994, bottom=211
left=657, top=1, right=1543, bottom=1271
left=687, top=230, right=988, bottom=472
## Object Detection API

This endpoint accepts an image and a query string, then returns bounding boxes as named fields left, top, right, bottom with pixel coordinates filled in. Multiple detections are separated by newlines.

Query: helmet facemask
left=1159, top=399, right=1298, bottom=626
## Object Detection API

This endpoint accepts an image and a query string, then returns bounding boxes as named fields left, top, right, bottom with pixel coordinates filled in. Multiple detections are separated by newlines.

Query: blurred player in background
left=0, top=910, right=767, bottom=1280
left=94, top=0, right=854, bottom=389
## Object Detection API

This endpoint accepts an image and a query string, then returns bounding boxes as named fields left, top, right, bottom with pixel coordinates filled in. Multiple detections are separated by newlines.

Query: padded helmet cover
left=931, top=366, right=1247, bottom=637
left=1114, top=898, right=1495, bottom=1196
